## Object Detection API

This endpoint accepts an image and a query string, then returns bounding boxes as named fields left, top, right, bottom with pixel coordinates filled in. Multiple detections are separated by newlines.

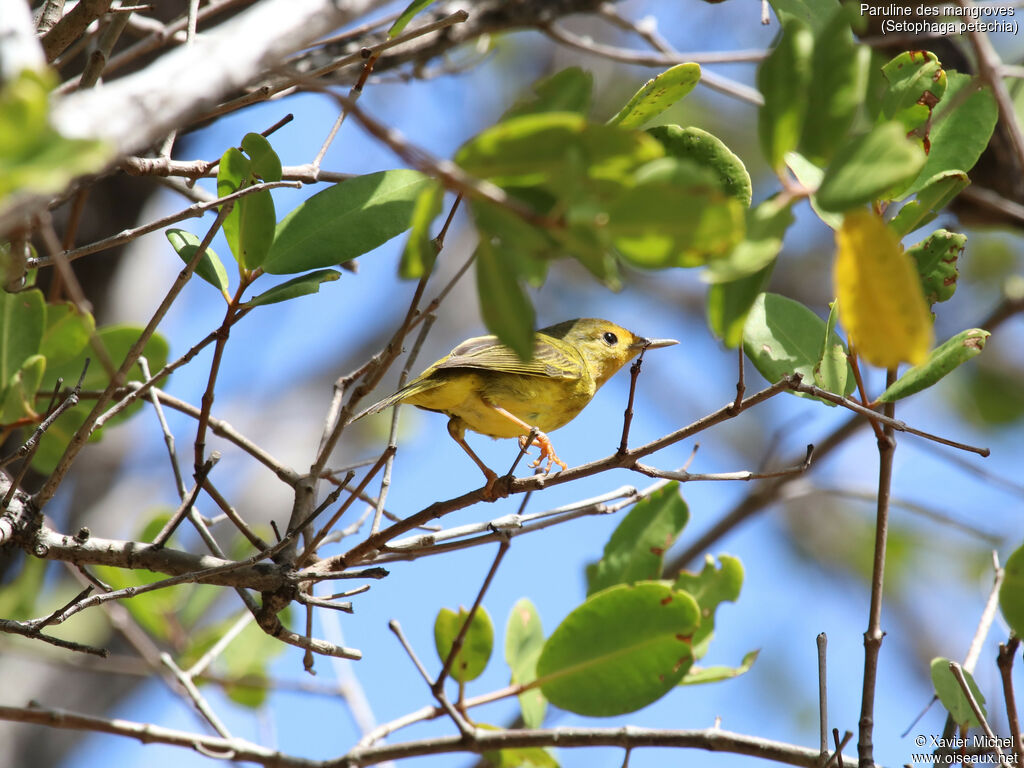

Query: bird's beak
left=631, top=337, right=679, bottom=350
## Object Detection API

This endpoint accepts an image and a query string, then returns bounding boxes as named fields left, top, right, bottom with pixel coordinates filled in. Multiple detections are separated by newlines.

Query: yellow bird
left=354, top=318, right=678, bottom=487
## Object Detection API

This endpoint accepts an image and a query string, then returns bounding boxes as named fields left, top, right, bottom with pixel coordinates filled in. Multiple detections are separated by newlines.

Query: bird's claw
left=520, top=431, right=567, bottom=474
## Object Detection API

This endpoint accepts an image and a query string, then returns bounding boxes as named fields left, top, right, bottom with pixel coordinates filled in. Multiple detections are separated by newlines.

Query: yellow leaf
left=834, top=209, right=933, bottom=369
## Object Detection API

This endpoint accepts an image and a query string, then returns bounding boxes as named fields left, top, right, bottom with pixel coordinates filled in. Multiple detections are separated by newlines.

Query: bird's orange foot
left=520, top=430, right=568, bottom=474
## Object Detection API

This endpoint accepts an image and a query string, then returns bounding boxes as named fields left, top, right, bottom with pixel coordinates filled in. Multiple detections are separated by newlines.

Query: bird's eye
left=603, top=332, right=618, bottom=346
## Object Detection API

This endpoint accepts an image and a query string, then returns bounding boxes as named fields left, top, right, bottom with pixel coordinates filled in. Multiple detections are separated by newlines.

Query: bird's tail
left=348, top=378, right=443, bottom=423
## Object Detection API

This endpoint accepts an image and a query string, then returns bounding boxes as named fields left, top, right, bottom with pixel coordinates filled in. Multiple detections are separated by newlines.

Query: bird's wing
left=433, top=334, right=584, bottom=380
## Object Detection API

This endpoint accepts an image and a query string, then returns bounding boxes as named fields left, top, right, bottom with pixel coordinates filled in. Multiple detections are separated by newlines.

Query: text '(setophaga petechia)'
left=354, top=318, right=678, bottom=490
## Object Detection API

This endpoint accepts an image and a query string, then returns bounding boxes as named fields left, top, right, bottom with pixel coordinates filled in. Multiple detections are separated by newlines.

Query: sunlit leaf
left=388, top=0, right=438, bottom=37
left=399, top=182, right=444, bottom=279
left=757, top=17, right=813, bottom=169
left=165, top=228, right=229, bottom=295
left=800, top=7, right=870, bottom=164
left=906, top=228, right=965, bottom=305
left=647, top=124, right=752, bottom=206
left=742, top=292, right=854, bottom=399
left=888, top=171, right=969, bottom=237
left=504, top=67, right=593, bottom=119
left=814, top=299, right=848, bottom=397
left=505, top=599, right=547, bottom=728
left=586, top=483, right=689, bottom=596
left=680, top=649, right=759, bottom=685
left=930, top=657, right=985, bottom=728
left=434, top=606, right=494, bottom=683
left=0, top=288, right=45, bottom=395
left=878, top=329, right=988, bottom=402
left=240, top=269, right=341, bottom=309
left=834, top=209, right=933, bottom=368
left=816, top=122, right=926, bottom=212
left=240, top=132, right=283, bottom=182
left=879, top=51, right=946, bottom=138
left=265, top=170, right=429, bottom=274
left=39, top=302, right=94, bottom=368
left=1000, top=542, right=1024, bottom=638
left=537, top=582, right=698, bottom=716
left=1, top=354, right=44, bottom=421
left=673, top=554, right=743, bottom=659
left=901, top=72, right=997, bottom=199
left=607, top=63, right=701, bottom=129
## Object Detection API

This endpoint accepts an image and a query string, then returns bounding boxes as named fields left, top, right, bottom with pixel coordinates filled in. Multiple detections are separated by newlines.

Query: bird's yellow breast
left=405, top=369, right=597, bottom=438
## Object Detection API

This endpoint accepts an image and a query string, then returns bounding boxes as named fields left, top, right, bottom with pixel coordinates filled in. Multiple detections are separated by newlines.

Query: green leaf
left=47, top=325, right=170, bottom=393
left=879, top=51, right=946, bottom=137
left=217, top=147, right=251, bottom=264
left=472, top=199, right=551, bottom=287
left=1, top=354, right=45, bottom=421
left=434, top=606, right=494, bottom=683
left=32, top=406, right=89, bottom=474
left=888, top=171, right=969, bottom=238
left=757, top=17, right=814, bottom=170
left=237, top=188, right=275, bottom=271
left=484, top=739, right=559, bottom=768
left=902, top=71, right=998, bottom=199
left=816, top=121, right=926, bottom=212
left=784, top=151, right=843, bottom=229
left=240, top=269, right=341, bottom=309
left=0, top=555, right=46, bottom=620
left=646, top=124, right=752, bottom=206
left=0, top=70, right=111, bottom=206
left=680, top=649, right=759, bottom=685
left=399, top=182, right=444, bottom=279
left=504, top=67, right=593, bottom=119
left=220, top=612, right=288, bottom=708
left=388, top=0, right=438, bottom=37
left=800, top=7, right=871, bottom=164
left=609, top=159, right=745, bottom=268
left=264, top=170, right=429, bottom=274
left=814, top=299, right=848, bottom=397
left=165, top=228, right=229, bottom=295
left=505, top=598, right=547, bottom=728
left=878, top=329, right=989, bottom=403
left=586, top=483, right=689, bottom=596
left=673, top=554, right=743, bottom=659
left=537, top=582, right=699, bottom=716
left=930, top=657, right=985, bottom=728
left=94, top=513, right=185, bottom=641
left=39, top=302, right=94, bottom=368
left=707, top=264, right=774, bottom=349
left=705, top=195, right=792, bottom=282
left=742, top=292, right=854, bottom=400
left=1000, top=542, right=1024, bottom=638
left=240, top=133, right=283, bottom=182
left=475, top=236, right=535, bottom=360
left=954, top=361, right=1024, bottom=426
left=458, top=112, right=664, bottom=197
left=907, top=229, right=965, bottom=305
left=0, top=288, right=45, bottom=395
left=768, top=0, right=841, bottom=33
left=607, top=63, right=702, bottom=129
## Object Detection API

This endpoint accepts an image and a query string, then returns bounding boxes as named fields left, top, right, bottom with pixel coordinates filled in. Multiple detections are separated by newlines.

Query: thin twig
left=817, top=633, right=829, bottom=761
left=632, top=444, right=813, bottom=483
left=949, top=661, right=1004, bottom=759
left=27, top=180, right=301, bottom=269
left=997, top=637, right=1023, bottom=763
left=435, top=536, right=510, bottom=692
left=963, top=552, right=1005, bottom=673
left=788, top=379, right=989, bottom=457
left=857, top=369, right=897, bottom=768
